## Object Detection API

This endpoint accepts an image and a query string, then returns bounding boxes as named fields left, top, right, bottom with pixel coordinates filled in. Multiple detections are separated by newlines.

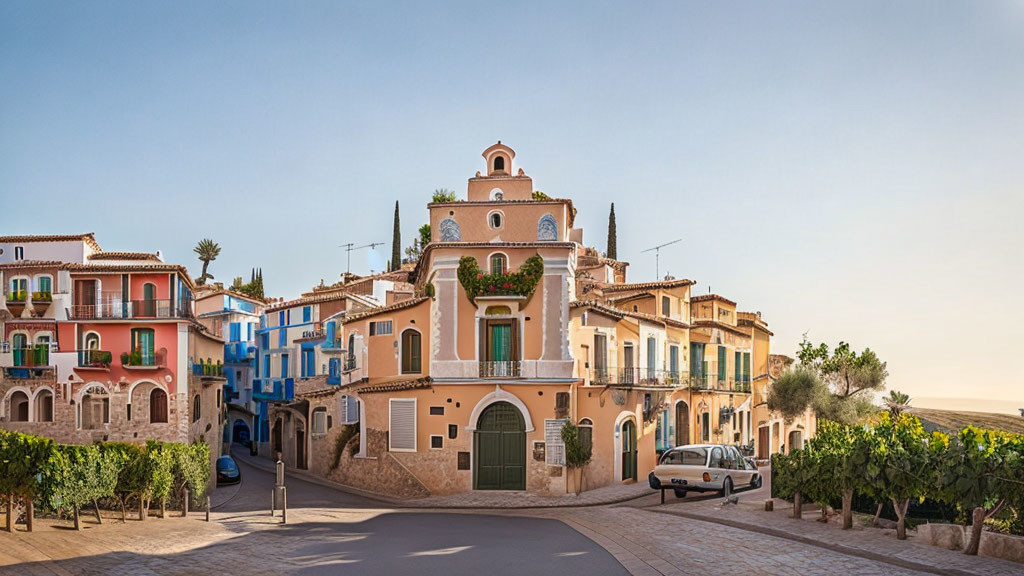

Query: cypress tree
left=391, top=200, right=401, bottom=271
left=607, top=203, right=617, bottom=260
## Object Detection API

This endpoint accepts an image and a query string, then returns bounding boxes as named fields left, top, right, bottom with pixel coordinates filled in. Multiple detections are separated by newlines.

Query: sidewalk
left=652, top=495, right=1022, bottom=576
left=233, top=448, right=656, bottom=509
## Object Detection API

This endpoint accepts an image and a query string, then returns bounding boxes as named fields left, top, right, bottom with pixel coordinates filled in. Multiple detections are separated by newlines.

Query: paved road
left=209, top=455, right=627, bottom=576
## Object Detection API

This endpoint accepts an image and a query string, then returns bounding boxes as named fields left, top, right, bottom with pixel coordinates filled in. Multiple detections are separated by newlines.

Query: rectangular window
left=279, top=328, right=286, bottom=347
left=230, top=323, right=241, bottom=342
left=448, top=424, right=458, bottom=439
left=430, top=435, right=443, bottom=449
left=301, top=349, right=315, bottom=378
left=593, top=334, right=607, bottom=373
left=718, top=347, right=727, bottom=382
left=303, top=306, right=311, bottom=323
left=37, top=276, right=52, bottom=294
left=401, top=330, right=421, bottom=374
left=429, top=406, right=444, bottom=416
left=14, top=246, right=24, bottom=260
left=662, top=296, right=670, bottom=316
left=735, top=351, right=742, bottom=383
left=339, top=395, right=360, bottom=425
left=370, top=320, right=392, bottom=336
left=280, top=354, right=289, bottom=378
left=389, top=398, right=417, bottom=452
left=261, top=333, right=269, bottom=349
left=312, top=410, right=328, bottom=435
left=279, top=311, right=286, bottom=326
left=669, top=345, right=679, bottom=378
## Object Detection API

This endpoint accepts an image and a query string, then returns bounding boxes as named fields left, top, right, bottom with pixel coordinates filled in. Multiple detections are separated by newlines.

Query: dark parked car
left=216, top=455, right=241, bottom=485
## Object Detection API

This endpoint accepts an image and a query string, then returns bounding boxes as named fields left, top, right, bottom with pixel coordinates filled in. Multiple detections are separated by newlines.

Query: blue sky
left=2, top=1, right=1022, bottom=410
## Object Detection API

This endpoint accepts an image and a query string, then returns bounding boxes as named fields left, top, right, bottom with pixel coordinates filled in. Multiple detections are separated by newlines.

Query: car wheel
left=648, top=471, right=662, bottom=490
left=720, top=477, right=733, bottom=497
left=754, top=476, right=763, bottom=489
left=673, top=488, right=688, bottom=499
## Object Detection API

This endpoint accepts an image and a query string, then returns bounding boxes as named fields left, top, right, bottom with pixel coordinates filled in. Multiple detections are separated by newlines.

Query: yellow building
left=268, top=143, right=813, bottom=497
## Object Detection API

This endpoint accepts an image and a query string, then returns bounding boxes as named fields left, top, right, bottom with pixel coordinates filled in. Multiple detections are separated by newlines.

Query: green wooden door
left=474, top=402, right=526, bottom=490
left=621, top=419, right=637, bottom=481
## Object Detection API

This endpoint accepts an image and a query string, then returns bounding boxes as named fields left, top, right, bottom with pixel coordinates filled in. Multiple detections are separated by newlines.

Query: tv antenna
left=339, top=242, right=384, bottom=274
left=641, top=238, right=682, bottom=281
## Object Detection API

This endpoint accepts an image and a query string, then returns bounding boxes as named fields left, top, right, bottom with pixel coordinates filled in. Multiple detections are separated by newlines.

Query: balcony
left=193, top=360, right=225, bottom=377
left=252, top=377, right=295, bottom=402
left=120, top=349, right=161, bottom=370
left=4, top=290, right=28, bottom=315
left=77, top=349, right=113, bottom=370
left=343, top=356, right=358, bottom=372
left=68, top=299, right=193, bottom=320
left=224, top=342, right=255, bottom=364
left=479, top=360, right=522, bottom=378
left=589, top=368, right=688, bottom=387
left=689, top=374, right=711, bottom=390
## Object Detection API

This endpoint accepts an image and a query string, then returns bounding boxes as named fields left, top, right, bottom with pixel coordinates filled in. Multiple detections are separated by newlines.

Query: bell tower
left=467, top=141, right=533, bottom=201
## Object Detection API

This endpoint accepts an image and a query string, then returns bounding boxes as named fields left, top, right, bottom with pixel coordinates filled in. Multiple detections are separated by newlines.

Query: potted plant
left=120, top=352, right=131, bottom=366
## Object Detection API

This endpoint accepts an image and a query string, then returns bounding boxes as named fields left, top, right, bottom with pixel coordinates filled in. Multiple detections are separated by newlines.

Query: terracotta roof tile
left=0, top=233, right=101, bottom=251
left=691, top=293, right=737, bottom=306
left=355, top=376, right=432, bottom=395
left=68, top=263, right=196, bottom=288
left=691, top=319, right=752, bottom=337
left=0, top=260, right=71, bottom=271
left=342, top=297, right=429, bottom=323
left=88, top=251, right=161, bottom=261
left=601, top=278, right=695, bottom=293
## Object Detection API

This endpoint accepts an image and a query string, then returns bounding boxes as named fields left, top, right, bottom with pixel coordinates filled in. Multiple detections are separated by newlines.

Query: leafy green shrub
left=431, top=189, right=457, bottom=203
left=0, top=430, right=53, bottom=505
left=457, top=254, right=544, bottom=301
left=331, top=425, right=359, bottom=470
left=561, top=421, right=593, bottom=495
left=7, top=290, right=27, bottom=303
left=423, top=283, right=435, bottom=298
left=42, top=444, right=119, bottom=528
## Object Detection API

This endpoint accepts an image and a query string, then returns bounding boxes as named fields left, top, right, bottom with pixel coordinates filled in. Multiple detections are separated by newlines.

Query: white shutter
left=312, top=410, right=327, bottom=435
left=545, top=418, right=567, bottom=466
left=338, top=395, right=360, bottom=425
left=389, top=398, right=417, bottom=452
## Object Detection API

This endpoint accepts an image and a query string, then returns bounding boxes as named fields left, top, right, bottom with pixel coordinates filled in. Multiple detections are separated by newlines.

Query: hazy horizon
left=2, top=2, right=1022, bottom=410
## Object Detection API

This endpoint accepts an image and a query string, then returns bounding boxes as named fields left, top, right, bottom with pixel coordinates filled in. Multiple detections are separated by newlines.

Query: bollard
left=282, top=487, right=287, bottom=525
left=206, top=496, right=211, bottom=522
left=183, top=488, right=189, bottom=517
left=276, top=459, right=285, bottom=486
left=765, top=500, right=774, bottom=512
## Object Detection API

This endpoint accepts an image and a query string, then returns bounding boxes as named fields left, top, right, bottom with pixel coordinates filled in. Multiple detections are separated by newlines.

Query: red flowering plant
left=457, top=254, right=544, bottom=303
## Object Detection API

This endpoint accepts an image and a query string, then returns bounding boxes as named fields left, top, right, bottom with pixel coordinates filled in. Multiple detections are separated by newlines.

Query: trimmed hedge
left=0, top=430, right=209, bottom=530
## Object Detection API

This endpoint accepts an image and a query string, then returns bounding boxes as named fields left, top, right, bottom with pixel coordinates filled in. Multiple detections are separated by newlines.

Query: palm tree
left=883, top=390, right=911, bottom=419
left=193, top=239, right=221, bottom=285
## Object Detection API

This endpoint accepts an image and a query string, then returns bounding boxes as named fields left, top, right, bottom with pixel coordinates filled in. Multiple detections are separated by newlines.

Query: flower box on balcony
left=5, top=290, right=27, bottom=316
left=77, top=349, right=112, bottom=370
left=457, top=255, right=544, bottom=304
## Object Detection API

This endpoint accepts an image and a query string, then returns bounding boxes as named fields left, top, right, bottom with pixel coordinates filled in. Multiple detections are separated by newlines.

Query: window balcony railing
left=12, top=346, right=51, bottom=368
left=193, top=360, right=224, bottom=377
left=77, top=349, right=113, bottom=369
left=343, top=356, right=358, bottom=372
left=120, top=349, right=159, bottom=368
left=589, top=368, right=689, bottom=387
left=689, top=373, right=711, bottom=390
left=224, top=342, right=255, bottom=363
left=252, top=377, right=294, bottom=402
left=480, top=360, right=522, bottom=378
left=68, top=299, right=193, bottom=320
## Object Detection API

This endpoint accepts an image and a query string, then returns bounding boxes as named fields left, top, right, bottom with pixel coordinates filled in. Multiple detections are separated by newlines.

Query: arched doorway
left=473, top=401, right=526, bottom=490
left=675, top=401, right=690, bottom=446
left=621, top=419, right=637, bottom=481
left=233, top=419, right=251, bottom=445
left=9, top=390, right=29, bottom=421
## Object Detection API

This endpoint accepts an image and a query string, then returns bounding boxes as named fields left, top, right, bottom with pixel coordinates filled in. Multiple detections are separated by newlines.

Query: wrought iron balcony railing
left=479, top=360, right=522, bottom=378
left=68, top=299, right=193, bottom=320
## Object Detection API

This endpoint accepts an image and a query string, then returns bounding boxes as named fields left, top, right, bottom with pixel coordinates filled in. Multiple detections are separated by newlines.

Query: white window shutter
left=389, top=398, right=416, bottom=452
left=545, top=418, right=567, bottom=466
left=348, top=396, right=360, bottom=423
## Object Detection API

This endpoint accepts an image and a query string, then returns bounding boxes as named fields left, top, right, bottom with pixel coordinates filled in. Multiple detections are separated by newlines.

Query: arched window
left=489, top=212, right=503, bottom=229
left=578, top=418, right=594, bottom=452
left=401, top=329, right=421, bottom=374
left=346, top=333, right=357, bottom=370
left=35, top=389, right=54, bottom=422
left=493, top=155, right=505, bottom=172
left=9, top=391, right=29, bottom=422
left=150, top=388, right=168, bottom=423
left=490, top=253, right=507, bottom=275
left=140, top=283, right=157, bottom=317
left=192, top=394, right=201, bottom=423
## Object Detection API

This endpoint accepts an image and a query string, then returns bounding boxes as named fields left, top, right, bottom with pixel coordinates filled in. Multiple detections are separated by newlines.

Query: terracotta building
left=259, top=143, right=817, bottom=498
left=0, top=234, right=224, bottom=476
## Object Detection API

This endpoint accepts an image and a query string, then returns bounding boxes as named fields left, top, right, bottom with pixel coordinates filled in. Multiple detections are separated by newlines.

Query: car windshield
left=661, top=447, right=706, bottom=466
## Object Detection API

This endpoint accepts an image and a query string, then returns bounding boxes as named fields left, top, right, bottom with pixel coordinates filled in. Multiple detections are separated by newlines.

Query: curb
left=231, top=448, right=657, bottom=510
left=647, top=507, right=982, bottom=576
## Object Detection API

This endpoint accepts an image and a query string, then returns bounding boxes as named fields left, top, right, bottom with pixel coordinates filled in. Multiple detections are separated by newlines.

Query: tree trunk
left=93, top=500, right=102, bottom=525
left=964, top=506, right=985, bottom=555
left=119, top=497, right=127, bottom=522
left=819, top=503, right=828, bottom=523
left=139, top=498, right=146, bottom=521
left=160, top=498, right=166, bottom=519
left=793, top=492, right=803, bottom=519
left=872, top=502, right=883, bottom=527
left=892, top=498, right=909, bottom=540
left=73, top=507, right=81, bottom=531
left=25, top=500, right=33, bottom=533
left=5, top=494, right=12, bottom=533
left=841, top=489, right=853, bottom=530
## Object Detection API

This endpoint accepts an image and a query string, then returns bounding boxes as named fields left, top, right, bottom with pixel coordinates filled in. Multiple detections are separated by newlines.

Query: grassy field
left=908, top=407, right=1024, bottom=435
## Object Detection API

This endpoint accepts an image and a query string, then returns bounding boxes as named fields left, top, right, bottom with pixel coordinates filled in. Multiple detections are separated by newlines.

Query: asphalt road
left=213, top=453, right=628, bottom=576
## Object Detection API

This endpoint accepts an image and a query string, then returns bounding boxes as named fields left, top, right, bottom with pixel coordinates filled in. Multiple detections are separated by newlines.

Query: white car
left=648, top=444, right=762, bottom=498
